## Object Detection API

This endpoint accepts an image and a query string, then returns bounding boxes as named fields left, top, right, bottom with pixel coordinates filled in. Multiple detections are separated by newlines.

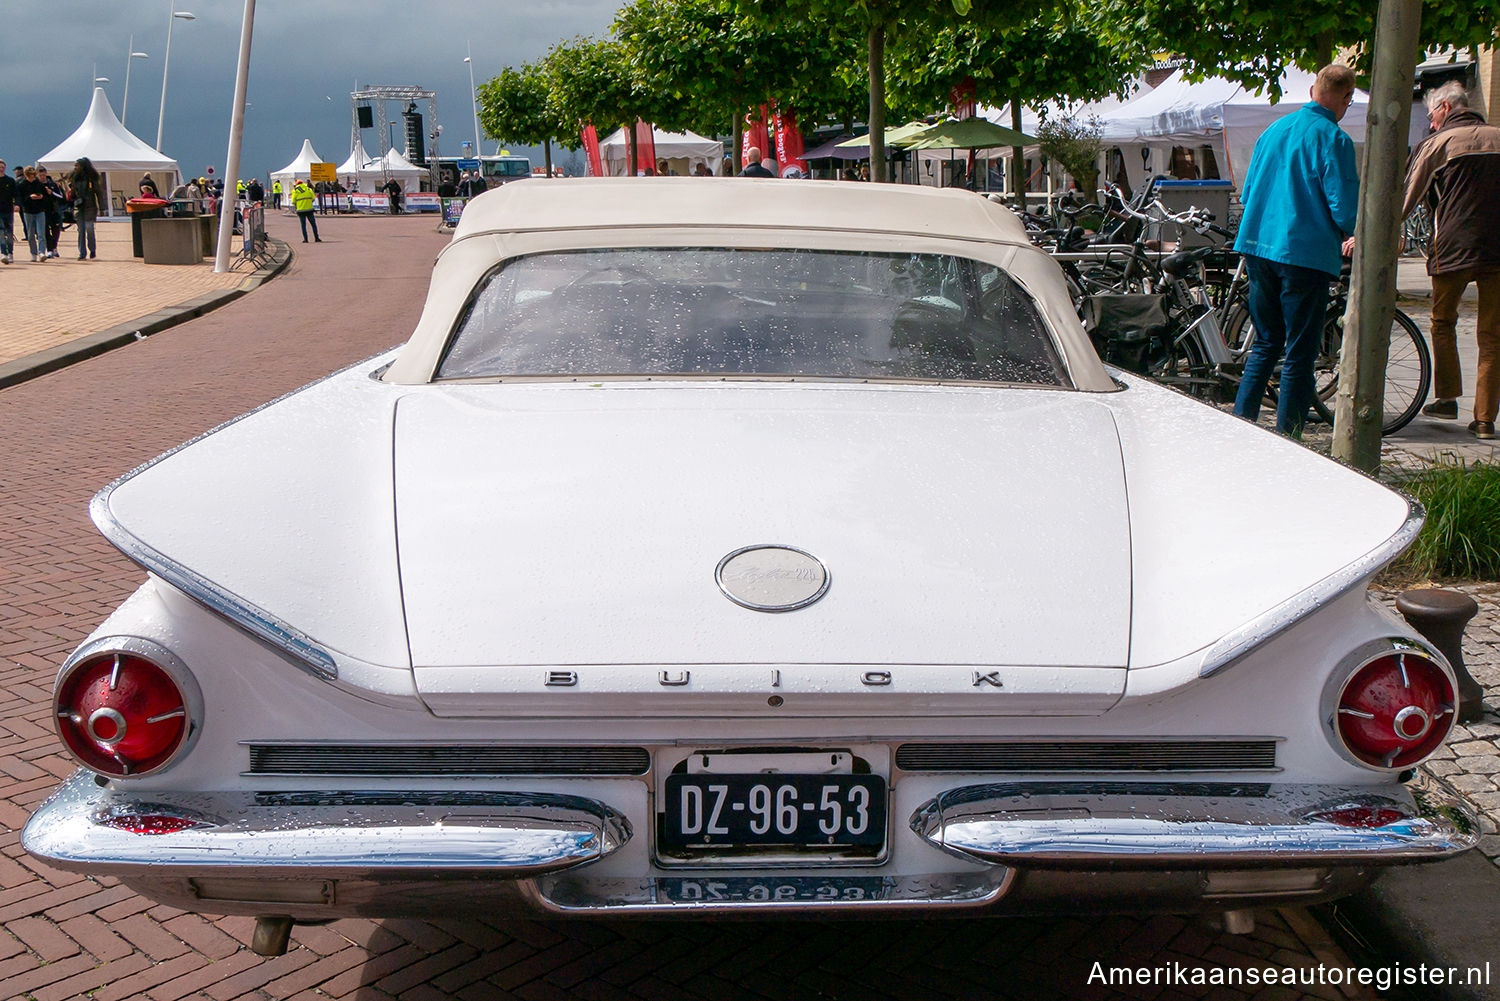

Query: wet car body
left=25, top=179, right=1475, bottom=929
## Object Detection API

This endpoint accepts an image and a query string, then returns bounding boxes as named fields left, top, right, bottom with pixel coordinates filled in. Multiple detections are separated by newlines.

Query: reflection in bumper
left=23, top=771, right=631, bottom=879
left=20, top=773, right=1476, bottom=919
left=910, top=782, right=1479, bottom=867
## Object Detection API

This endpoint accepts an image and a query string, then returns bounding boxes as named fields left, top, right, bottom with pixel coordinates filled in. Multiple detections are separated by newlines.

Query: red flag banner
left=773, top=108, right=808, bottom=175
left=635, top=119, right=657, bottom=176
left=581, top=124, right=603, bottom=177
left=949, top=77, right=977, bottom=121
left=742, top=107, right=770, bottom=168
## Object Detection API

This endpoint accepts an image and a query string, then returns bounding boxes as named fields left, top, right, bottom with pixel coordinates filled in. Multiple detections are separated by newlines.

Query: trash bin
left=140, top=216, right=203, bottom=265
left=1154, top=180, right=1233, bottom=247
left=127, top=197, right=169, bottom=258
left=193, top=214, right=219, bottom=257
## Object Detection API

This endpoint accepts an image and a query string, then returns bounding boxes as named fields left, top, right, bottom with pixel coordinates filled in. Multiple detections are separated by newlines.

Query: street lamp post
left=123, top=37, right=149, bottom=129
left=465, top=40, right=482, bottom=158
left=156, top=7, right=196, bottom=152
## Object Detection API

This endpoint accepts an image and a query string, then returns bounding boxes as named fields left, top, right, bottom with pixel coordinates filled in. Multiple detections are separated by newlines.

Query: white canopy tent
left=336, top=138, right=378, bottom=189
left=1096, top=68, right=1430, bottom=188
left=270, top=139, right=326, bottom=186
left=369, top=147, right=427, bottom=192
left=37, top=87, right=181, bottom=217
left=599, top=126, right=723, bottom=176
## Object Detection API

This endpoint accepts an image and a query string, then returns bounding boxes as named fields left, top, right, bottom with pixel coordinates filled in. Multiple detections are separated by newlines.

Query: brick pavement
left=0, top=207, right=1464, bottom=999
left=0, top=219, right=243, bottom=366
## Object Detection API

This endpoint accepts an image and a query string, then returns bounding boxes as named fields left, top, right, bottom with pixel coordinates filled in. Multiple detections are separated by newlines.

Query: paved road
left=0, top=211, right=1378, bottom=1000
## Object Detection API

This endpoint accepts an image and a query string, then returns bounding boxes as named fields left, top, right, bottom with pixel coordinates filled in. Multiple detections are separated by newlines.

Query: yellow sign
left=309, top=162, right=337, bottom=183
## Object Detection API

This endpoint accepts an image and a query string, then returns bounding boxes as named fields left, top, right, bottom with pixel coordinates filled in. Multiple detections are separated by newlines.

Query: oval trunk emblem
left=716, top=545, right=829, bottom=612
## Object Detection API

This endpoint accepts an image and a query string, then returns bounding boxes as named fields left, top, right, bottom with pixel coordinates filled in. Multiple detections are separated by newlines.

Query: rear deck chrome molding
left=1198, top=500, right=1425, bottom=678
left=244, top=742, right=652, bottom=777
left=895, top=739, right=1278, bottom=773
left=23, top=771, right=630, bottom=878
left=911, top=780, right=1477, bottom=867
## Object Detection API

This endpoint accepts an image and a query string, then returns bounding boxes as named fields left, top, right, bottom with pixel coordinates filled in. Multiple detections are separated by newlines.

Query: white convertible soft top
left=451, top=176, right=1032, bottom=246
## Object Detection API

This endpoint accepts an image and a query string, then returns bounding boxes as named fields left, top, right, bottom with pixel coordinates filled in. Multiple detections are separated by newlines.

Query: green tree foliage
left=736, top=0, right=976, bottom=181
left=543, top=36, right=665, bottom=171
left=1036, top=114, right=1105, bottom=197
left=615, top=0, right=864, bottom=147
left=477, top=63, right=568, bottom=177
left=1099, top=0, right=1500, bottom=92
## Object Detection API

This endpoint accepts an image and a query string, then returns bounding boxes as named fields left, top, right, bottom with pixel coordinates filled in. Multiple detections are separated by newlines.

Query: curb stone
left=0, top=237, right=293, bottom=391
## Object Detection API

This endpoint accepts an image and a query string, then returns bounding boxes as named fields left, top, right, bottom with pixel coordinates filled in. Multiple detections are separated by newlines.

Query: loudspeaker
left=356, top=105, right=373, bottom=129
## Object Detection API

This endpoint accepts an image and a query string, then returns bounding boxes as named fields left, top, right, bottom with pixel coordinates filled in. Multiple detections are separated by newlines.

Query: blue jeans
left=0, top=214, right=12, bottom=257
left=76, top=216, right=96, bottom=258
left=21, top=211, right=46, bottom=259
left=1233, top=255, right=1332, bottom=436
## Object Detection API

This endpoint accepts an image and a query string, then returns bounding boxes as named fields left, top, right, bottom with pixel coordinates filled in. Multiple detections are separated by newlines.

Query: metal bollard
left=1395, top=588, right=1484, bottom=723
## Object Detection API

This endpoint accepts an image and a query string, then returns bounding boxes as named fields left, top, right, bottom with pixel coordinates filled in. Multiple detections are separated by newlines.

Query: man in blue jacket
left=1232, top=64, right=1360, bottom=437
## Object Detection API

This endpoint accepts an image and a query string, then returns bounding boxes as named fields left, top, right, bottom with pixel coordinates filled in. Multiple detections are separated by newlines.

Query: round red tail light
left=1334, top=651, right=1455, bottom=769
left=55, top=644, right=195, bottom=777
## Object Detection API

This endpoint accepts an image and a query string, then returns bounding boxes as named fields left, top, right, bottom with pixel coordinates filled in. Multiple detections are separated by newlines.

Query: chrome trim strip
left=23, top=771, right=631, bottom=877
left=85, top=350, right=403, bottom=683
left=911, top=781, right=1477, bottom=867
left=1198, top=499, right=1425, bottom=678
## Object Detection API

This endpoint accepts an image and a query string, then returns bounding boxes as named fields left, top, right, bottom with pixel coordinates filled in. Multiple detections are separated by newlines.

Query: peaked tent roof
left=337, top=138, right=377, bottom=176
left=37, top=87, right=180, bottom=174
left=379, top=147, right=426, bottom=176
left=271, top=139, right=326, bottom=181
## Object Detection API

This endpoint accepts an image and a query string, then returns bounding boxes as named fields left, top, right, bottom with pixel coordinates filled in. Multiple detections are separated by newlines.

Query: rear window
left=436, top=248, right=1068, bottom=386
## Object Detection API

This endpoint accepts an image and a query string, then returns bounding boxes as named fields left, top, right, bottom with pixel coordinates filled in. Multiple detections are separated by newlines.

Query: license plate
left=657, top=876, right=889, bottom=903
left=662, top=773, right=886, bottom=848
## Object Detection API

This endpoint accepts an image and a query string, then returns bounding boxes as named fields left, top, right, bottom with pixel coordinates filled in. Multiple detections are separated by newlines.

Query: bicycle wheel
left=1309, top=309, right=1430, bottom=434
left=1222, top=302, right=1305, bottom=412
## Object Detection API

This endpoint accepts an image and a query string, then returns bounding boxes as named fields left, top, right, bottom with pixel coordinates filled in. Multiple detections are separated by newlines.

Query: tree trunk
left=1315, top=30, right=1335, bottom=68
left=868, top=21, right=887, bottom=183
left=543, top=139, right=553, bottom=179
left=1331, top=0, right=1423, bottom=472
left=732, top=115, right=742, bottom=174
left=1010, top=98, right=1024, bottom=206
left=626, top=122, right=638, bottom=178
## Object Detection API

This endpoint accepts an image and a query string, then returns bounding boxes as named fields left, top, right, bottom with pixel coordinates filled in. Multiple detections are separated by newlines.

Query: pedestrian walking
left=39, top=167, right=65, bottom=258
left=16, top=165, right=50, bottom=262
left=383, top=177, right=403, bottom=214
left=67, top=157, right=104, bottom=260
left=0, top=157, right=16, bottom=264
left=1231, top=63, right=1360, bottom=438
left=290, top=178, right=321, bottom=243
left=1402, top=80, right=1500, bottom=440
left=271, top=178, right=282, bottom=209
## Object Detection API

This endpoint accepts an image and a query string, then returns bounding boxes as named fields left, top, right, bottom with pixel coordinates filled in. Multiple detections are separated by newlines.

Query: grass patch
left=1387, top=460, right=1500, bottom=582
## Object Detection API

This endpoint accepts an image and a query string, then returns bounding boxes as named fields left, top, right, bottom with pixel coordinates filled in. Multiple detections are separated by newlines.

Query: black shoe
left=1470, top=420, right=1496, bottom=440
left=302, top=238, right=308, bottom=243
left=1423, top=399, right=1458, bottom=419
left=314, top=238, right=322, bottom=242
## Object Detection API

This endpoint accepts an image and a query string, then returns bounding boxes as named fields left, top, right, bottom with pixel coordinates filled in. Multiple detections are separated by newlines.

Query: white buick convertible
left=25, top=179, right=1475, bottom=953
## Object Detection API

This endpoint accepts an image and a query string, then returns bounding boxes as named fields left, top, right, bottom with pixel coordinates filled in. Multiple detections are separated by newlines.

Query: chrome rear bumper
left=910, top=782, right=1478, bottom=867
left=23, top=771, right=630, bottom=879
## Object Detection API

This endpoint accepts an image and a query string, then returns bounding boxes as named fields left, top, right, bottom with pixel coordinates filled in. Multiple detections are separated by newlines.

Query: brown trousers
left=1430, top=267, right=1500, bottom=422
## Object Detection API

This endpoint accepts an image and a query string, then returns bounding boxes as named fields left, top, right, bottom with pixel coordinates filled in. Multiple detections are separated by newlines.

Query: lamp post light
left=156, top=7, right=197, bottom=152
left=465, top=40, right=482, bottom=158
left=123, top=37, right=149, bottom=128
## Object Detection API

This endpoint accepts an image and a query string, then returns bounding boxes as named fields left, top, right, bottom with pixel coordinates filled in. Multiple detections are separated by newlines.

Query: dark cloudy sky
left=1, top=0, right=620, bottom=181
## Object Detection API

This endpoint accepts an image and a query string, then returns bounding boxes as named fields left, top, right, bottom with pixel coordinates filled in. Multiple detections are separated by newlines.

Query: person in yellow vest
left=235, top=179, right=246, bottom=202
left=271, top=179, right=282, bottom=210
left=290, top=179, right=321, bottom=243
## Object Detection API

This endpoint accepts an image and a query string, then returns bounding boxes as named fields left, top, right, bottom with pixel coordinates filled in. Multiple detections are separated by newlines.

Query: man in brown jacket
left=1402, top=80, right=1500, bottom=439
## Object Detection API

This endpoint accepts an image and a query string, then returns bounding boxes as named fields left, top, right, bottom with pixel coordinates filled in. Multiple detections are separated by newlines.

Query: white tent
left=337, top=138, right=378, bottom=189
left=270, top=139, right=326, bottom=185
left=370, top=147, right=426, bottom=192
left=37, top=87, right=181, bottom=217
left=1096, top=68, right=1430, bottom=187
left=599, top=126, right=723, bottom=176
